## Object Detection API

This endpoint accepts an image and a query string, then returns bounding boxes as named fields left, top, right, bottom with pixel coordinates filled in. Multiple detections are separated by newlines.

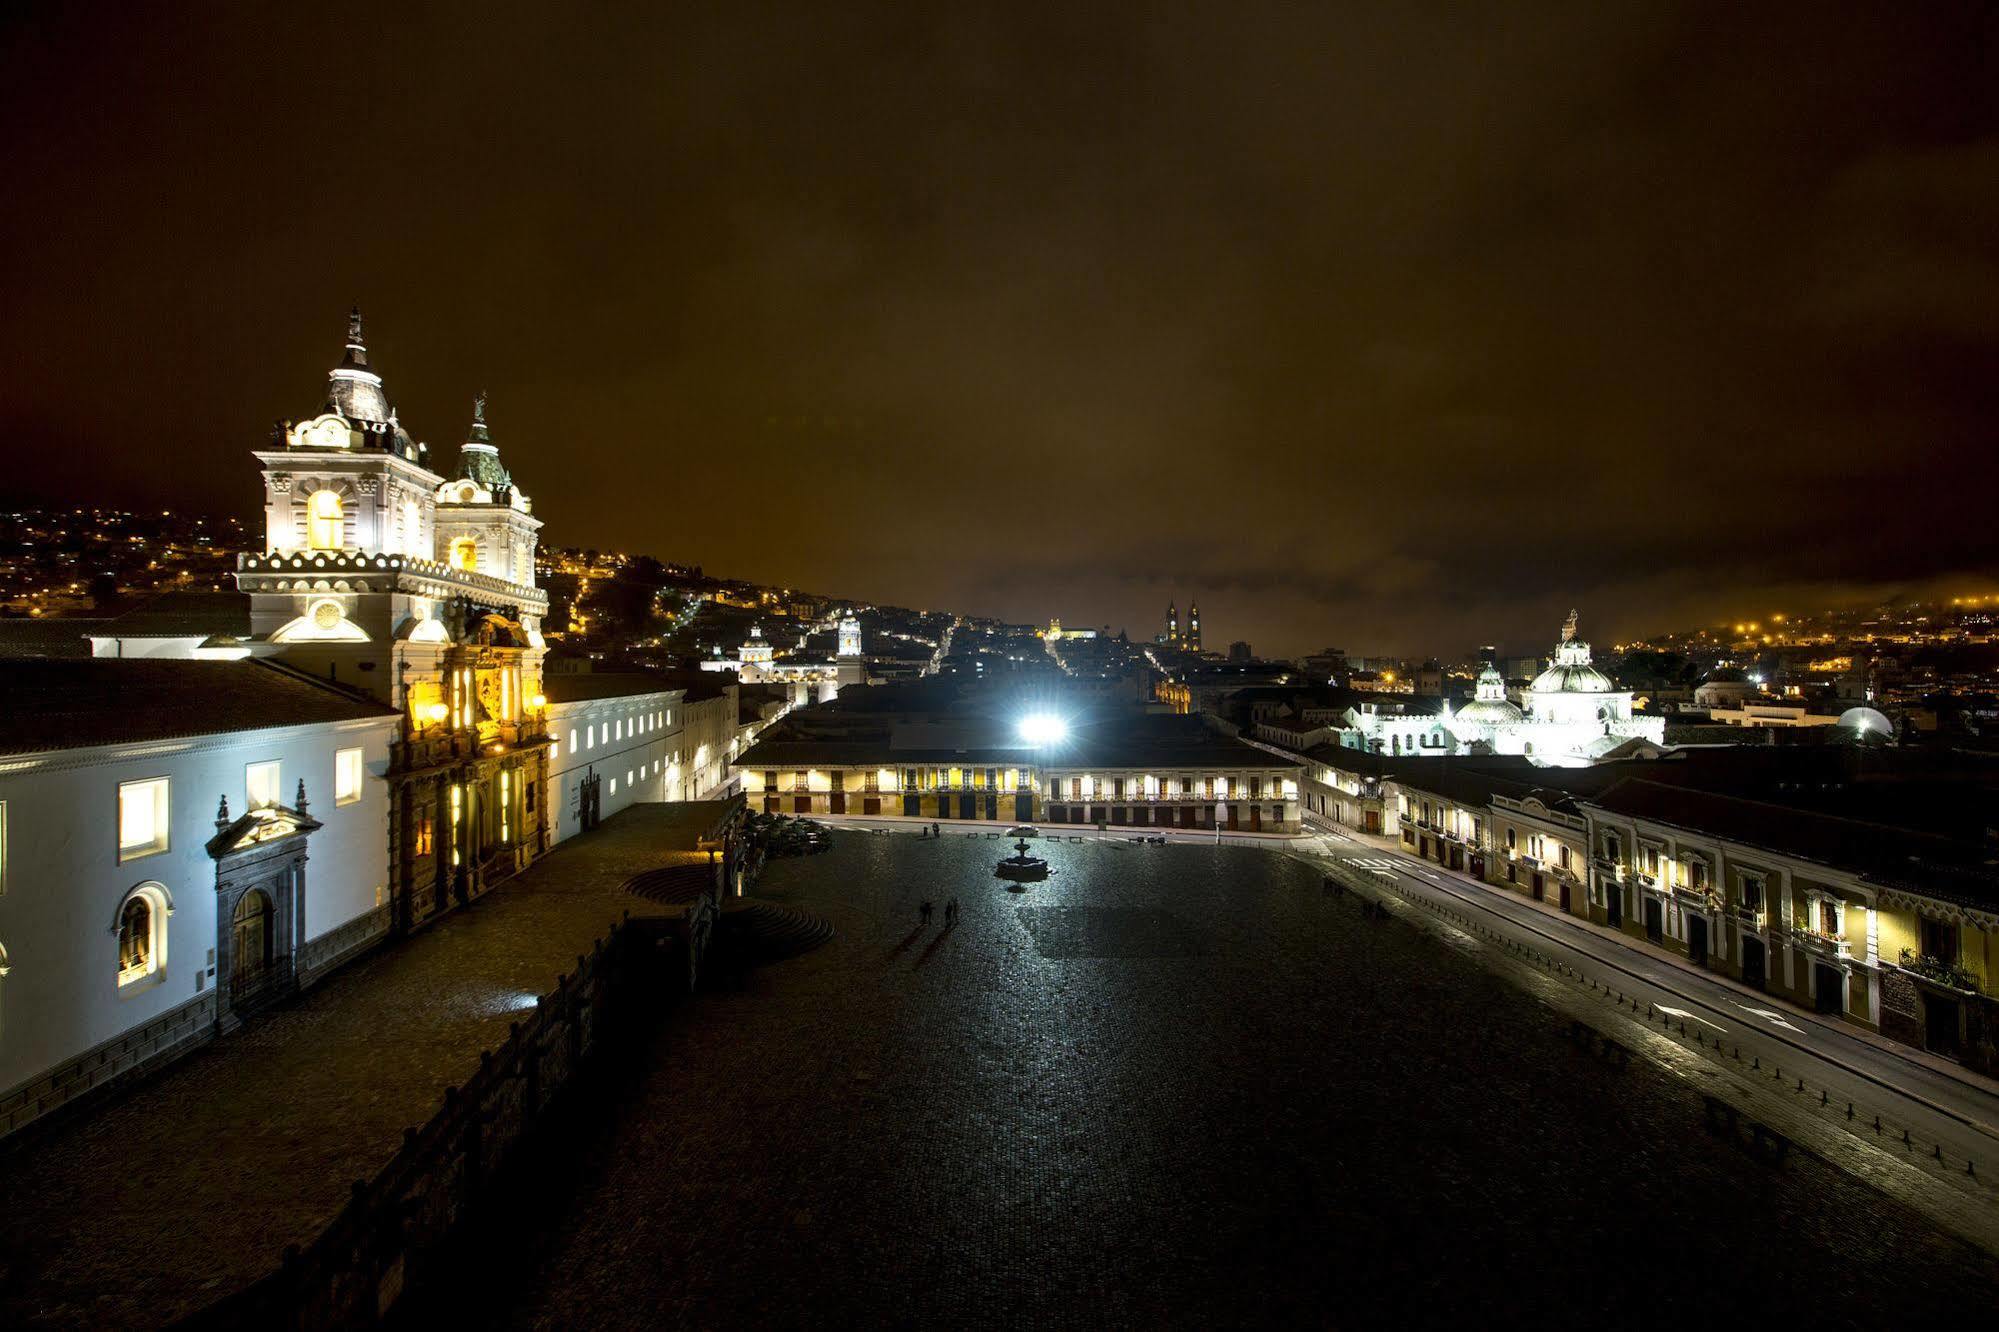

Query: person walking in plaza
left=920, top=899, right=934, bottom=926
left=945, top=898, right=959, bottom=928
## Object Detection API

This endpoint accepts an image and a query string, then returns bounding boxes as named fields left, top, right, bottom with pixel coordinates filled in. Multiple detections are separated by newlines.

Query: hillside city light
left=1018, top=714, right=1068, bottom=745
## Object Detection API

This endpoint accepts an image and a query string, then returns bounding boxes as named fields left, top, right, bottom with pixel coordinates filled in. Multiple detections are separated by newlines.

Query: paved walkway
left=0, top=804, right=725, bottom=1330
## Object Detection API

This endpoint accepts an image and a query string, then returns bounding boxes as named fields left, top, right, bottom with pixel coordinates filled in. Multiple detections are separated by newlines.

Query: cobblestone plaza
left=419, top=833, right=1999, bottom=1327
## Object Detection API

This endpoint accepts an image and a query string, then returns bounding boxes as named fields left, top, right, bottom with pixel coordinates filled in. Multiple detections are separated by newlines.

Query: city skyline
left=6, top=7, right=1999, bottom=1324
left=4, top=5, right=1996, bottom=656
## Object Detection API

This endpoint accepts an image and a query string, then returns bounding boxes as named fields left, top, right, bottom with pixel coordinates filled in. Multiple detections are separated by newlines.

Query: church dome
left=325, top=307, right=392, bottom=425
left=1454, top=663, right=1524, bottom=730
left=456, top=393, right=515, bottom=492
left=1455, top=696, right=1524, bottom=726
left=1531, top=660, right=1613, bottom=694
left=1531, top=609, right=1613, bottom=694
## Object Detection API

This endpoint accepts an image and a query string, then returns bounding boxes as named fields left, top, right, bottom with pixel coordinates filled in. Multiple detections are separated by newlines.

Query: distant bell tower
left=838, top=614, right=863, bottom=657
left=1167, top=600, right=1179, bottom=646
left=1189, top=599, right=1202, bottom=651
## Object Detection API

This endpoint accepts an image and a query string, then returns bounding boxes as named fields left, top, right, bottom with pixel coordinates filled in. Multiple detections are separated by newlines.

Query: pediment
left=207, top=805, right=323, bottom=859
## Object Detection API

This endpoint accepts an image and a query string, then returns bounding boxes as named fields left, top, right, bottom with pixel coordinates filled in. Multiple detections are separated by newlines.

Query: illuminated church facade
left=236, top=311, right=553, bottom=931
left=1163, top=598, right=1202, bottom=651
left=1444, top=611, right=1665, bottom=765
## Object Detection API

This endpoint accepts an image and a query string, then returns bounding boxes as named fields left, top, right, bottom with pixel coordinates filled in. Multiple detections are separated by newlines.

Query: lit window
left=402, top=497, right=422, bottom=550
left=587, top=725, right=596, bottom=749
left=308, top=490, right=344, bottom=549
left=569, top=728, right=578, bottom=753
left=610, top=777, right=618, bottom=795
left=335, top=747, right=364, bottom=806
left=117, top=884, right=168, bottom=985
left=118, top=777, right=170, bottom=862
left=245, top=760, right=281, bottom=810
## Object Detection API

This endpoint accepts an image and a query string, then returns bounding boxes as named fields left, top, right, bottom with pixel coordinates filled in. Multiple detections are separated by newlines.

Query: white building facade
left=543, top=680, right=686, bottom=844
left=0, top=661, right=396, bottom=1139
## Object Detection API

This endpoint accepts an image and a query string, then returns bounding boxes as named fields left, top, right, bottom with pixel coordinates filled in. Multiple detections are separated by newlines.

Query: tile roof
left=1582, top=779, right=1999, bottom=908
left=737, top=711, right=1299, bottom=772
left=541, top=672, right=686, bottom=705
left=0, top=617, right=102, bottom=659
left=0, top=658, right=398, bottom=755
left=94, top=590, right=251, bottom=639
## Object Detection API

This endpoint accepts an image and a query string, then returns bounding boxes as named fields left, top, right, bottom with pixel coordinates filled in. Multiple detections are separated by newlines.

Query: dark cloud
left=1, top=1, right=1994, bottom=656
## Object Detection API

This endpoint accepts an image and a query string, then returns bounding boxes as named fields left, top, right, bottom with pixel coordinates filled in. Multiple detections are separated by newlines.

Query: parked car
left=1007, top=825, right=1041, bottom=839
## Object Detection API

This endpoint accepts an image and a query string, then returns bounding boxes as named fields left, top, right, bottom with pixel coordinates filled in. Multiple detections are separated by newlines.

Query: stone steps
left=728, top=903, right=835, bottom=961
left=623, top=864, right=716, bottom=905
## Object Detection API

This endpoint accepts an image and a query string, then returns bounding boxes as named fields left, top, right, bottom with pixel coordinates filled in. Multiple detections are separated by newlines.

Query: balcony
left=1790, top=927, right=1853, bottom=962
left=1672, top=885, right=1719, bottom=913
left=1733, top=903, right=1767, bottom=931
left=1896, top=950, right=1981, bottom=995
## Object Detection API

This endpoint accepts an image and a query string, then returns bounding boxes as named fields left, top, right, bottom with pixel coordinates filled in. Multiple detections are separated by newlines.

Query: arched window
left=308, top=490, right=344, bottom=549
left=115, top=882, right=171, bottom=986
left=118, top=895, right=159, bottom=984
left=450, top=537, right=478, bottom=572
left=401, top=498, right=421, bottom=552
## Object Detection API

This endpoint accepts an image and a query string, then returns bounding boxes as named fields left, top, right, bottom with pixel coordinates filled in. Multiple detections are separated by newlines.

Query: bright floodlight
left=1019, top=714, right=1068, bottom=745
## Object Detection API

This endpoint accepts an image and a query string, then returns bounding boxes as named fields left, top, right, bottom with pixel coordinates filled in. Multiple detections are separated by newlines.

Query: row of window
left=300, top=490, right=499, bottom=576
left=1597, top=831, right=1857, bottom=936
left=116, top=750, right=366, bottom=863
left=561, top=707, right=672, bottom=761
left=600, top=756, right=673, bottom=800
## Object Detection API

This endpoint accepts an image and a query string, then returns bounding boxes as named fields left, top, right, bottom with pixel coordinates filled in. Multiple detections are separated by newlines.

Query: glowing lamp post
left=1018, top=714, right=1068, bottom=746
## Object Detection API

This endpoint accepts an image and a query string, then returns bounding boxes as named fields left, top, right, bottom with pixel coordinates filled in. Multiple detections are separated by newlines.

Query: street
left=1292, top=818, right=1999, bottom=1214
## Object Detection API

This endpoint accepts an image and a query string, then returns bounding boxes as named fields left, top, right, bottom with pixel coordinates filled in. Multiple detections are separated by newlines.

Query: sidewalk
left=0, top=803, right=723, bottom=1330
left=1321, top=821, right=1999, bottom=1107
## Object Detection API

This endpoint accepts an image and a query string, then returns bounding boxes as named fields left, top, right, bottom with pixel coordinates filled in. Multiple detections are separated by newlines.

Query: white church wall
left=544, top=692, right=685, bottom=846
left=0, top=717, right=392, bottom=1131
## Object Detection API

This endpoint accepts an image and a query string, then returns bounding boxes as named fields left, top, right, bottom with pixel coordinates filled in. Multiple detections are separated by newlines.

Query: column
left=1779, top=869, right=1795, bottom=988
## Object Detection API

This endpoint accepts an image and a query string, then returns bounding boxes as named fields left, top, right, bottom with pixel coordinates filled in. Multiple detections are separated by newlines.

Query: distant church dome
left=1454, top=664, right=1523, bottom=730
left=1836, top=706, right=1893, bottom=741
left=1531, top=611, right=1613, bottom=694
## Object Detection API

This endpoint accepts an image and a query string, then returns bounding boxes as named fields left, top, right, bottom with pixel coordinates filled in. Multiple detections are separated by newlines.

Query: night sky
left=2, top=3, right=1995, bottom=657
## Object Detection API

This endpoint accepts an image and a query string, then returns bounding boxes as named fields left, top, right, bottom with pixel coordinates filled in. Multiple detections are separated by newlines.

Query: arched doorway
left=207, top=804, right=313, bottom=1032
left=232, top=889, right=274, bottom=995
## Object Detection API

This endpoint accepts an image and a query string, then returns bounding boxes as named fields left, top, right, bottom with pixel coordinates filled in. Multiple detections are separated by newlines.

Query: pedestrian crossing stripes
left=1346, top=856, right=1399, bottom=877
